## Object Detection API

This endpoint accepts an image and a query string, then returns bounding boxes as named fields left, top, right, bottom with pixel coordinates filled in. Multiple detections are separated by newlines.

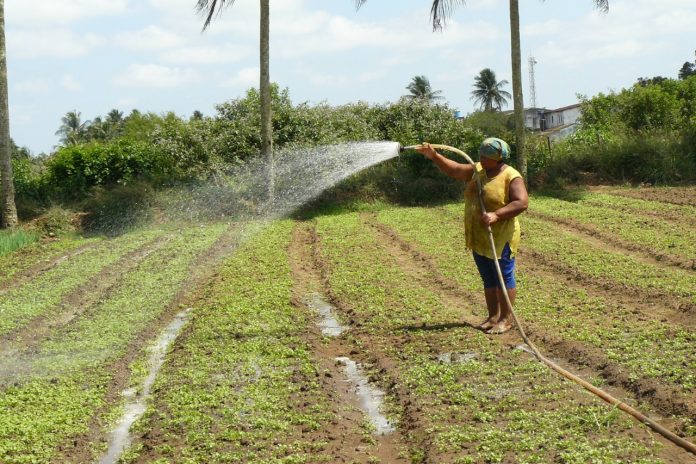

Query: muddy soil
left=289, top=221, right=409, bottom=463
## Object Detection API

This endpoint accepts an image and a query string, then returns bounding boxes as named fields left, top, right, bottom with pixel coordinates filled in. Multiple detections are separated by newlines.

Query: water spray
left=400, top=142, right=696, bottom=457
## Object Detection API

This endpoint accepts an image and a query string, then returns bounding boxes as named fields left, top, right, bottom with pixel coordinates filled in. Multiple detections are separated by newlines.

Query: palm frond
left=431, top=0, right=466, bottom=31
left=196, top=0, right=237, bottom=31
left=354, top=0, right=368, bottom=11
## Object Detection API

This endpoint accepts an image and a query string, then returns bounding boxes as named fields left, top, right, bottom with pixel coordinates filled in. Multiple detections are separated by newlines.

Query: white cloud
left=15, top=78, right=51, bottom=93
left=7, top=0, right=129, bottom=26
left=60, top=75, right=81, bottom=92
left=527, top=0, right=696, bottom=69
left=116, top=26, right=185, bottom=52
left=161, top=44, right=251, bottom=65
left=222, top=67, right=260, bottom=88
left=9, top=29, right=104, bottom=59
left=113, top=64, right=200, bottom=88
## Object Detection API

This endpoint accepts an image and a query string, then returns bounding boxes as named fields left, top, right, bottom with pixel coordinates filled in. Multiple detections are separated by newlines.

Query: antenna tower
left=528, top=56, right=538, bottom=108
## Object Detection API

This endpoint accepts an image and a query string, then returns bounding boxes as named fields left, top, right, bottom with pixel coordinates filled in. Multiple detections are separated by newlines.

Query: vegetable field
left=1, top=186, right=695, bottom=463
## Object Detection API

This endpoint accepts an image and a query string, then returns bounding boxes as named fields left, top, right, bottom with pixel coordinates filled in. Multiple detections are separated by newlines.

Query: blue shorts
left=472, top=243, right=516, bottom=289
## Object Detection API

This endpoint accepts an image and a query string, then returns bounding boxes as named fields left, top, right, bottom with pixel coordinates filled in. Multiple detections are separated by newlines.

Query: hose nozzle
left=399, top=144, right=421, bottom=153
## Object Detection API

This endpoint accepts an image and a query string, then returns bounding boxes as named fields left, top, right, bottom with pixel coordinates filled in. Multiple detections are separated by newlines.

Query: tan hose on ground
left=406, top=143, right=696, bottom=456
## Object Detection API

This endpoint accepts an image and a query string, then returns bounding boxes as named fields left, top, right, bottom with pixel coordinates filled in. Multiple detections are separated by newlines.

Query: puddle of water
left=335, top=356, right=394, bottom=436
left=514, top=344, right=536, bottom=356
left=305, top=293, right=346, bottom=337
left=437, top=351, right=477, bottom=364
left=99, top=308, right=192, bottom=464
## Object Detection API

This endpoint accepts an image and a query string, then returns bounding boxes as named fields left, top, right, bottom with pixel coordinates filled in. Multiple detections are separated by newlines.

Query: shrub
left=45, top=140, right=163, bottom=200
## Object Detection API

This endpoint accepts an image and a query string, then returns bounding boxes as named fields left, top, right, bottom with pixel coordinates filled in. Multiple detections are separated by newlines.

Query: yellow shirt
left=464, top=162, right=522, bottom=259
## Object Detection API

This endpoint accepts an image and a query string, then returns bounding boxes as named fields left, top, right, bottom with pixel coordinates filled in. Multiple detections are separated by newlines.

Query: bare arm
left=481, top=177, right=529, bottom=226
left=416, top=143, right=474, bottom=181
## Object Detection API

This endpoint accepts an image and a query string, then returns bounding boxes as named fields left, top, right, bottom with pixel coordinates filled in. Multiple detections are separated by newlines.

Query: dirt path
left=289, top=220, right=409, bottom=463
left=528, top=210, right=696, bottom=271
left=363, top=215, right=696, bottom=461
left=57, top=223, right=245, bottom=463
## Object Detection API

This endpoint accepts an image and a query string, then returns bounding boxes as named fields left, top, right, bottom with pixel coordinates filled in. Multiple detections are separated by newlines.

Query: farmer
left=416, top=138, right=528, bottom=334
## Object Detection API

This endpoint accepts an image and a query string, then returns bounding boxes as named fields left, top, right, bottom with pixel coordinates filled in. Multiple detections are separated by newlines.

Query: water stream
left=335, top=356, right=395, bottom=436
left=304, top=293, right=346, bottom=337
left=99, top=309, right=192, bottom=464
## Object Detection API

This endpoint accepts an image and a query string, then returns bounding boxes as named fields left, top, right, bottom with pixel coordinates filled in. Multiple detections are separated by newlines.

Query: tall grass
left=0, top=229, right=39, bottom=257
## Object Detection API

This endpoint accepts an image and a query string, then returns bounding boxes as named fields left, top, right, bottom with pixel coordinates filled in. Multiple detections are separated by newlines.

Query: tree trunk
left=509, top=0, right=527, bottom=180
left=0, top=0, right=17, bottom=228
left=260, top=0, right=273, bottom=203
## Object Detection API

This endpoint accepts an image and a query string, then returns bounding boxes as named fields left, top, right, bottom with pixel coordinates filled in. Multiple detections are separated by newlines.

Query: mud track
left=57, top=224, right=244, bottom=463
left=288, top=221, right=408, bottom=463
left=528, top=210, right=696, bottom=271
left=363, top=215, right=696, bottom=444
left=307, top=220, right=446, bottom=462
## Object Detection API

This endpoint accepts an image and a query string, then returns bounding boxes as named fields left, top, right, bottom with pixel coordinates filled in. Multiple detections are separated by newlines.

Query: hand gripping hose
left=402, top=143, right=696, bottom=456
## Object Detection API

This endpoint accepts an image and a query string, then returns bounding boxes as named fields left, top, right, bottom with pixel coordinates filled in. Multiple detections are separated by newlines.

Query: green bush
left=542, top=77, right=696, bottom=185
left=45, top=140, right=164, bottom=200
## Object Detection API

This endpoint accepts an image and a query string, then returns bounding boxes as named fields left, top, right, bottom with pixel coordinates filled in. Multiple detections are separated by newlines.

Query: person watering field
left=416, top=138, right=528, bottom=335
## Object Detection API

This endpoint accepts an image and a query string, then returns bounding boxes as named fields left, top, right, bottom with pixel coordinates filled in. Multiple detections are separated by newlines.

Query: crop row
left=315, top=211, right=669, bottom=463
left=436, top=203, right=696, bottom=305
left=0, top=223, right=229, bottom=463
left=0, top=229, right=164, bottom=337
left=125, top=221, right=348, bottom=463
left=375, top=206, right=695, bottom=432
left=0, top=234, right=99, bottom=288
left=530, top=194, right=696, bottom=264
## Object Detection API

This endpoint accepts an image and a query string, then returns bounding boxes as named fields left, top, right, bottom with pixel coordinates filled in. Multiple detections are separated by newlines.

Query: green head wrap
left=479, top=137, right=511, bottom=161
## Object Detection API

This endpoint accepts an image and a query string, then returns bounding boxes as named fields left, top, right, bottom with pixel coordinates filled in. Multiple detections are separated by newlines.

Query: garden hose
left=401, top=143, right=696, bottom=456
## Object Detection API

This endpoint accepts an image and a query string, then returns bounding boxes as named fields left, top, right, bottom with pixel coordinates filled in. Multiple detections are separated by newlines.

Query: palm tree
left=55, top=110, right=89, bottom=146
left=471, top=68, right=511, bottom=111
left=405, top=75, right=444, bottom=103
left=0, top=0, right=17, bottom=228
left=355, top=0, right=609, bottom=180
left=196, top=0, right=274, bottom=201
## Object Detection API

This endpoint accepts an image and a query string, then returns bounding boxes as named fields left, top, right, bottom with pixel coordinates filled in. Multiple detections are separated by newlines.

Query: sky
left=6, top=0, right=696, bottom=154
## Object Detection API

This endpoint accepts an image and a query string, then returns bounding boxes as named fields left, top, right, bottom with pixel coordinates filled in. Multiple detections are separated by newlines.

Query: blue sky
left=7, top=0, right=696, bottom=154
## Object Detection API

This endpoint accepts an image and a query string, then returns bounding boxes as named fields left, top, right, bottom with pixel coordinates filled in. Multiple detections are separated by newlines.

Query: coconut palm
left=196, top=0, right=274, bottom=200
left=471, top=68, right=511, bottom=111
left=55, top=110, right=89, bottom=146
left=0, top=0, right=17, bottom=228
left=405, top=75, right=444, bottom=103
left=355, top=0, right=609, bottom=179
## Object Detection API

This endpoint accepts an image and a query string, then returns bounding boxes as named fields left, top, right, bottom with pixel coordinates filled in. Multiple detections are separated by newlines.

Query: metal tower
left=528, top=56, right=538, bottom=108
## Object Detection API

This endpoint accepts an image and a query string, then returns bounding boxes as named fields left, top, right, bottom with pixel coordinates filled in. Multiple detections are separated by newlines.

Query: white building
left=517, top=103, right=582, bottom=131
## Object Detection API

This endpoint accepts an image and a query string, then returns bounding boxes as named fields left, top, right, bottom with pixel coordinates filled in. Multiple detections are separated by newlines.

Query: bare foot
left=486, top=320, right=513, bottom=335
left=477, top=317, right=497, bottom=331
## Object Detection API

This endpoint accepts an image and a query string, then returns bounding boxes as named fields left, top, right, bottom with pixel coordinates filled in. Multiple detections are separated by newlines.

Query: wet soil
left=288, top=221, right=409, bottom=463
